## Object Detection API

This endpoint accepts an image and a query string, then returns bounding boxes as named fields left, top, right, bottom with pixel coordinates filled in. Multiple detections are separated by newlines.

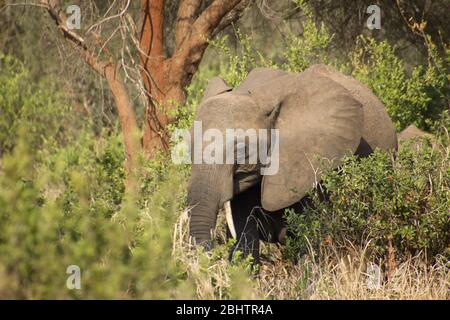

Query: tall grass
left=256, top=243, right=449, bottom=300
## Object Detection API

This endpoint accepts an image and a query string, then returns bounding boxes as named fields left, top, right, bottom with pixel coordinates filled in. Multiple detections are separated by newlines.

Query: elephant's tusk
left=224, top=201, right=237, bottom=239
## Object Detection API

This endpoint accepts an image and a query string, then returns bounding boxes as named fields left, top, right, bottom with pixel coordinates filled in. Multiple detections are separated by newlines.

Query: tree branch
left=40, top=0, right=141, bottom=177
left=175, top=0, right=202, bottom=49
left=212, top=0, right=252, bottom=37
left=192, top=0, right=243, bottom=36
left=172, top=0, right=245, bottom=75
left=139, top=0, right=165, bottom=98
left=40, top=0, right=106, bottom=74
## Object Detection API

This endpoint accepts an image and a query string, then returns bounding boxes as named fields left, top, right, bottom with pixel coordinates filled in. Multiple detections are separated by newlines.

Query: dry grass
left=172, top=209, right=261, bottom=299
left=257, top=244, right=449, bottom=300
left=174, top=211, right=450, bottom=300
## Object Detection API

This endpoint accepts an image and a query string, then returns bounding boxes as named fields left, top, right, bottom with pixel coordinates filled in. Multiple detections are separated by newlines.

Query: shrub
left=209, top=0, right=333, bottom=86
left=0, top=54, right=74, bottom=156
left=208, top=5, right=448, bottom=134
left=285, top=136, right=450, bottom=263
left=0, top=52, right=257, bottom=299
left=283, top=0, right=333, bottom=72
left=351, top=36, right=449, bottom=131
left=0, top=125, right=257, bottom=298
left=209, top=30, right=265, bottom=88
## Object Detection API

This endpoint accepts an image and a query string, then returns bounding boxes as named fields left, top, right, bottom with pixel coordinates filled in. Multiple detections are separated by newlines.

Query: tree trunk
left=43, top=0, right=248, bottom=182
left=140, top=0, right=171, bottom=155
left=139, top=0, right=247, bottom=157
left=104, top=64, right=140, bottom=177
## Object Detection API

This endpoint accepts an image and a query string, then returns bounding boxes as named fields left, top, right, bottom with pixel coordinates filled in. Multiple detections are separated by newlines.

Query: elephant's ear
left=260, top=73, right=363, bottom=211
left=202, top=77, right=232, bottom=101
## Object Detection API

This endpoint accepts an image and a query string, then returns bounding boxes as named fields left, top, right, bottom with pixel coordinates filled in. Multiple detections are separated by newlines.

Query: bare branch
left=86, top=0, right=131, bottom=34
left=40, top=0, right=141, bottom=176
left=39, top=0, right=109, bottom=75
left=40, top=0, right=87, bottom=49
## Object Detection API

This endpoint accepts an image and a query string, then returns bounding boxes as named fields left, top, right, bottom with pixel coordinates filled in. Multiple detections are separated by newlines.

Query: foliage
left=209, top=30, right=264, bottom=88
left=351, top=36, right=450, bottom=131
left=209, top=0, right=333, bottom=85
left=0, top=54, right=255, bottom=298
left=0, top=125, right=257, bottom=298
left=283, top=0, right=333, bottom=72
left=304, top=0, right=450, bottom=61
left=285, top=136, right=450, bottom=262
left=0, top=54, right=74, bottom=156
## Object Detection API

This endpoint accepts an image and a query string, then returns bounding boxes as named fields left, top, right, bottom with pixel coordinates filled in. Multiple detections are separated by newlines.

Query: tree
left=139, top=0, right=250, bottom=153
left=305, top=0, right=450, bottom=60
left=28, top=0, right=250, bottom=177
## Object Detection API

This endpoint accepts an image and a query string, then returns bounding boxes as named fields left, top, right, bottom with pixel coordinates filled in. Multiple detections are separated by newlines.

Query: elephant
left=187, top=64, right=398, bottom=263
left=398, top=124, right=437, bottom=148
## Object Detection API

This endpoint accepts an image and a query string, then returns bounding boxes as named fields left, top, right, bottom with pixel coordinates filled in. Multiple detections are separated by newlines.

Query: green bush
left=0, top=52, right=257, bottom=299
left=209, top=30, right=267, bottom=88
left=0, top=54, right=74, bottom=156
left=209, top=0, right=332, bottom=86
left=351, top=36, right=449, bottom=131
left=285, top=137, right=450, bottom=262
left=0, top=121, right=254, bottom=299
left=283, top=0, right=333, bottom=72
left=0, top=129, right=170, bottom=298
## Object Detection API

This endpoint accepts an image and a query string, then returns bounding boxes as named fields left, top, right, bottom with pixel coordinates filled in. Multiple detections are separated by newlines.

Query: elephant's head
left=188, top=66, right=366, bottom=247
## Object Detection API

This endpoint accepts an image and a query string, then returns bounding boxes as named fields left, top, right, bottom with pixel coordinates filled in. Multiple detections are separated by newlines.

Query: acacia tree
left=139, top=0, right=251, bottom=153
left=32, top=0, right=250, bottom=176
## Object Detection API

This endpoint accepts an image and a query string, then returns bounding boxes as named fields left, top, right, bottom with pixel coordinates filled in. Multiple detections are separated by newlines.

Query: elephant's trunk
left=188, top=165, right=233, bottom=248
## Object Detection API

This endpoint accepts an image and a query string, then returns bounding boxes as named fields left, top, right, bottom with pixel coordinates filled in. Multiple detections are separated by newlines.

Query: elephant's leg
left=254, top=209, right=286, bottom=244
left=255, top=190, right=317, bottom=246
left=228, top=183, right=322, bottom=264
left=228, top=183, right=288, bottom=263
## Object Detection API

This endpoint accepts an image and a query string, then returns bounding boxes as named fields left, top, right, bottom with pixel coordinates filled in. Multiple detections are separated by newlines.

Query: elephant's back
left=236, top=68, right=289, bottom=93
left=304, top=65, right=398, bottom=155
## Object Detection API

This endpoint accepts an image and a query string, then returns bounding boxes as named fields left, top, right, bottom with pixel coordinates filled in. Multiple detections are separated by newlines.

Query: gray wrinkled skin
left=188, top=64, right=398, bottom=252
